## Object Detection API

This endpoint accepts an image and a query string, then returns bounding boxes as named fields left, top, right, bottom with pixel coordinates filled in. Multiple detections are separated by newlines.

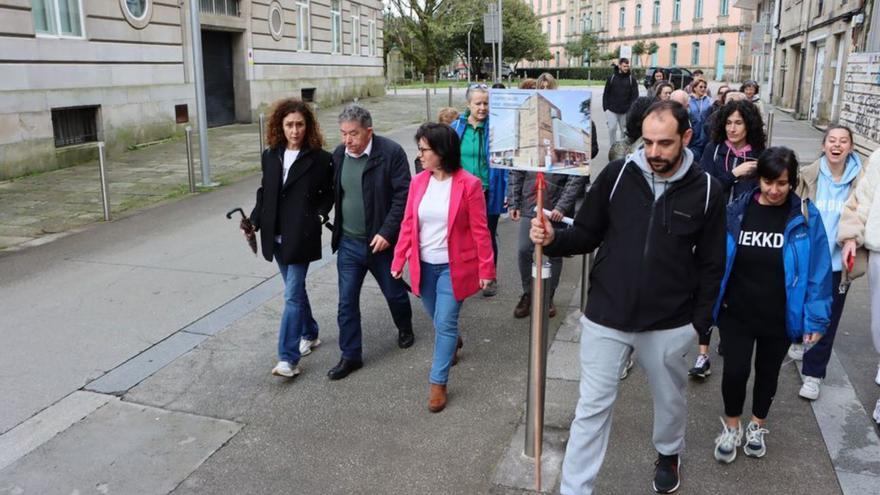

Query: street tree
left=385, top=0, right=456, bottom=82
left=646, top=41, right=659, bottom=66
left=632, top=41, right=646, bottom=67
left=446, top=0, right=550, bottom=79
left=564, top=32, right=600, bottom=67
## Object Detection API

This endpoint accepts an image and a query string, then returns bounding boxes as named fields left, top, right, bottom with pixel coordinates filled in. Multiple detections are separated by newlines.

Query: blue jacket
left=687, top=95, right=713, bottom=162
left=713, top=190, right=833, bottom=341
left=450, top=114, right=508, bottom=215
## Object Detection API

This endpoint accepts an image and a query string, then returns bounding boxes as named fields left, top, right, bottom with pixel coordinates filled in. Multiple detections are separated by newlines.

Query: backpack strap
left=609, top=162, right=628, bottom=202
left=704, top=172, right=712, bottom=215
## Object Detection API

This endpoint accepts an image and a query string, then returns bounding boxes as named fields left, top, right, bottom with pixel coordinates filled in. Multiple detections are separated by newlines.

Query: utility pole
left=467, top=22, right=474, bottom=84
left=498, top=0, right=503, bottom=82
left=189, top=0, right=215, bottom=186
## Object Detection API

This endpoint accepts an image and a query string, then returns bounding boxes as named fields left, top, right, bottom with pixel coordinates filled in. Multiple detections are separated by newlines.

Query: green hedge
left=515, top=66, right=645, bottom=83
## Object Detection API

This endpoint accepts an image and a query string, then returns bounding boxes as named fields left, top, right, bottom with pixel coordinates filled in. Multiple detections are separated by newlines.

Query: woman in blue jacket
left=687, top=77, right=713, bottom=162
left=450, top=84, right=507, bottom=297
left=712, top=147, right=832, bottom=464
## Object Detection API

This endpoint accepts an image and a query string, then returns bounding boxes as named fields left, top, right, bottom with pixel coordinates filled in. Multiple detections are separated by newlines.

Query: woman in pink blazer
left=391, top=123, right=496, bottom=413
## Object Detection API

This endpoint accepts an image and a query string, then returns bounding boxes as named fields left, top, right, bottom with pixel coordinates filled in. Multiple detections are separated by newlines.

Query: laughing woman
left=248, top=98, right=334, bottom=378
left=392, top=123, right=495, bottom=413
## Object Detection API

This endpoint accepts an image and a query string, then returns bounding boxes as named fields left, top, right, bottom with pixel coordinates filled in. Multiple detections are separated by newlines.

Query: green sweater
left=340, top=154, right=368, bottom=239
left=460, top=120, right=489, bottom=190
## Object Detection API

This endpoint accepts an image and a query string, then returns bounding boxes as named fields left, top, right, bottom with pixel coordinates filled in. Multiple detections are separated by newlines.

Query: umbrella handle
left=226, top=207, right=246, bottom=220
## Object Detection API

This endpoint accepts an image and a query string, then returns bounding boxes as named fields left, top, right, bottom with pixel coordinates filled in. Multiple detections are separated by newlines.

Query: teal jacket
left=713, top=190, right=833, bottom=341
left=450, top=113, right=508, bottom=215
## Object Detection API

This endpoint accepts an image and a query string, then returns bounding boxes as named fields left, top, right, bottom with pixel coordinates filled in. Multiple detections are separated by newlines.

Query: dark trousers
left=719, top=312, right=790, bottom=420
left=803, top=271, right=848, bottom=379
left=336, top=235, right=412, bottom=361
left=484, top=191, right=499, bottom=267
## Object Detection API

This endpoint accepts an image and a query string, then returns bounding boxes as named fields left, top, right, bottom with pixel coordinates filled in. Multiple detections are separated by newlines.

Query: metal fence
left=199, top=0, right=240, bottom=16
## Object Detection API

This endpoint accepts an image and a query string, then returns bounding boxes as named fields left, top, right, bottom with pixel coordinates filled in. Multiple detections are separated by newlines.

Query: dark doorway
left=202, top=30, right=236, bottom=127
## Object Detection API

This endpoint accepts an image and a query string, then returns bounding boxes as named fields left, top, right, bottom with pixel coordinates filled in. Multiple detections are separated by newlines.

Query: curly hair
left=265, top=98, right=324, bottom=150
left=710, top=99, right=767, bottom=151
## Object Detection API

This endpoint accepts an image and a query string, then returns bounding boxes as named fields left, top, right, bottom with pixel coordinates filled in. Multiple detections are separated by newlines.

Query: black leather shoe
left=327, top=358, right=363, bottom=380
left=398, top=329, right=415, bottom=349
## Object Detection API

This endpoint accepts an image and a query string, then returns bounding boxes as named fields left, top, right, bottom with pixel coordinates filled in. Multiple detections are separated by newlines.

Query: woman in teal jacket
left=711, top=147, right=832, bottom=465
left=449, top=84, right=508, bottom=296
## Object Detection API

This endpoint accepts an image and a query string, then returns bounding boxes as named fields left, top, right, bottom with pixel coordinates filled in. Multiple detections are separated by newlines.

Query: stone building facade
left=0, top=0, right=384, bottom=180
left=521, top=0, right=753, bottom=82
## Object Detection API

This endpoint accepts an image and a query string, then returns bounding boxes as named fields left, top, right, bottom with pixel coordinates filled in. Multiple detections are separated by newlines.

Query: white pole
left=467, top=24, right=473, bottom=84
left=498, top=0, right=503, bottom=81
left=189, top=0, right=215, bottom=187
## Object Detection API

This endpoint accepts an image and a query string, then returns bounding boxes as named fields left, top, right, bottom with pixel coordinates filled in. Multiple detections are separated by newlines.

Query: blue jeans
left=419, top=262, right=463, bottom=385
left=275, top=244, right=319, bottom=363
left=337, top=235, right=413, bottom=361
left=802, top=271, right=848, bottom=379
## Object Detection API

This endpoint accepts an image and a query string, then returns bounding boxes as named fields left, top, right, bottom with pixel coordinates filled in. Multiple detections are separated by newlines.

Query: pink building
left=523, top=0, right=754, bottom=82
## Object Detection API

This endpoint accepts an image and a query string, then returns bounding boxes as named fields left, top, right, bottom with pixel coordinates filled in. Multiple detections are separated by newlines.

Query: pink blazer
left=392, top=169, right=496, bottom=301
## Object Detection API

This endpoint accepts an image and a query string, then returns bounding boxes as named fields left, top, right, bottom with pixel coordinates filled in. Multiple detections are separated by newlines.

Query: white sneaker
left=271, top=361, right=302, bottom=378
left=799, top=376, right=821, bottom=400
left=874, top=364, right=880, bottom=386
left=299, top=338, right=321, bottom=357
left=873, top=398, right=880, bottom=424
left=743, top=421, right=769, bottom=458
left=788, top=343, right=804, bottom=361
left=713, top=418, right=742, bottom=464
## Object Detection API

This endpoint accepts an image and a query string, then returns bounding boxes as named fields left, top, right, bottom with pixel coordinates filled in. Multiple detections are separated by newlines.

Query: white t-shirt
left=418, top=175, right=453, bottom=264
left=276, top=148, right=300, bottom=244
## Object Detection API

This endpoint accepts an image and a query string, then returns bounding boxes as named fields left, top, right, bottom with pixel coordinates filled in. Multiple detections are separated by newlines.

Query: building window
left=673, top=0, right=680, bottom=22
left=368, top=15, right=376, bottom=56
left=546, top=19, right=551, bottom=39
left=296, top=0, right=311, bottom=51
left=330, top=0, right=341, bottom=53
left=691, top=41, right=700, bottom=65
left=569, top=16, right=574, bottom=34
left=671, top=43, right=678, bottom=65
left=557, top=18, right=561, bottom=41
left=597, top=10, right=602, bottom=30
left=51, top=106, right=99, bottom=147
left=694, top=0, right=703, bottom=19
left=652, top=1, right=660, bottom=25
left=582, top=14, right=591, bottom=32
left=720, top=0, right=729, bottom=16
left=268, top=2, right=284, bottom=40
left=619, top=7, right=625, bottom=29
left=120, top=0, right=153, bottom=28
left=635, top=4, right=642, bottom=27
left=199, top=0, right=240, bottom=16
left=555, top=50, right=560, bottom=66
left=32, top=0, right=84, bottom=37
left=351, top=4, right=360, bottom=56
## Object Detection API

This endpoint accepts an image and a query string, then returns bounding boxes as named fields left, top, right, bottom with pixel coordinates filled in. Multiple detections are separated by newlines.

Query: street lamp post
left=467, top=22, right=474, bottom=84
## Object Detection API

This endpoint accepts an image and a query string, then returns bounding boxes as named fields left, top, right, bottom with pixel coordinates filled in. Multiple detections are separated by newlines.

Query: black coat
left=330, top=134, right=411, bottom=252
left=602, top=66, right=639, bottom=114
left=250, top=146, right=334, bottom=264
left=545, top=158, right=727, bottom=335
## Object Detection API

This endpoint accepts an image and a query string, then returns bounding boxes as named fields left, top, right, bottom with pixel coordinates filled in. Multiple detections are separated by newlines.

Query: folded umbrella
left=226, top=207, right=257, bottom=255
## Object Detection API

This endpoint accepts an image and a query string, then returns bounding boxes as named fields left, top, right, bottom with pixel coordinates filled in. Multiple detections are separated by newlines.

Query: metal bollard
left=97, top=142, right=111, bottom=221
left=185, top=126, right=196, bottom=193
left=258, top=113, right=265, bottom=152
left=448, top=85, right=453, bottom=107
left=524, top=261, right=552, bottom=458
left=766, top=110, right=775, bottom=147
left=425, top=87, right=431, bottom=122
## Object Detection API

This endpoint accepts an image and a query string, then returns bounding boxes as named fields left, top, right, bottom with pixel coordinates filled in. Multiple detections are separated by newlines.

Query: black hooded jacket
left=545, top=158, right=727, bottom=335
left=602, top=65, right=640, bottom=114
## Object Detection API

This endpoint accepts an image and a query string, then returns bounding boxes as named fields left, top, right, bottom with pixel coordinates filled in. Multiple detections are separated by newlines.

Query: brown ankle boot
left=428, top=384, right=447, bottom=413
left=452, top=336, right=464, bottom=366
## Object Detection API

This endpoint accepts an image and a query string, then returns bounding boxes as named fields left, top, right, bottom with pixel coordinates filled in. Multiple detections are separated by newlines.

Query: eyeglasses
left=468, top=83, right=488, bottom=90
left=417, top=146, right=433, bottom=153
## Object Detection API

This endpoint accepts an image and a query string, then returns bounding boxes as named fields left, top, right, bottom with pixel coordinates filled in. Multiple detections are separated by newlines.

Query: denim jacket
left=713, top=190, right=833, bottom=341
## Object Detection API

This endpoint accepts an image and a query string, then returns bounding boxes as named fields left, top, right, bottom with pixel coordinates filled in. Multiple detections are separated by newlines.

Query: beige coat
left=798, top=155, right=867, bottom=278
left=838, top=148, right=880, bottom=252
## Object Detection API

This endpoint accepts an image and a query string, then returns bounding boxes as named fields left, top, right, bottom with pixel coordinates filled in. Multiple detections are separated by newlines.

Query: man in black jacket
left=328, top=104, right=413, bottom=380
left=602, top=58, right=639, bottom=146
left=530, top=100, right=726, bottom=494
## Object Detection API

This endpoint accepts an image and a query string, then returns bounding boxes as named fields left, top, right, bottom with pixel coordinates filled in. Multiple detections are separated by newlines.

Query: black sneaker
left=688, top=354, right=711, bottom=379
left=653, top=453, right=680, bottom=494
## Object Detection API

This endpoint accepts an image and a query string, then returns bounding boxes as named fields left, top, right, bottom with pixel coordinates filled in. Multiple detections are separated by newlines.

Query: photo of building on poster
left=488, top=89, right=591, bottom=176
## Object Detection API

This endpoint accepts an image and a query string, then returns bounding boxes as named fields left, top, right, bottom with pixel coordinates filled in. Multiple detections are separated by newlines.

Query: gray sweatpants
left=517, top=217, right=562, bottom=298
left=869, top=251, right=880, bottom=354
left=560, top=317, right=696, bottom=495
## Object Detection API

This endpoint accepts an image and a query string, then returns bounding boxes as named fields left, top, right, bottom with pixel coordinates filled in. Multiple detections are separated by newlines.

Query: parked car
left=644, top=67, right=694, bottom=91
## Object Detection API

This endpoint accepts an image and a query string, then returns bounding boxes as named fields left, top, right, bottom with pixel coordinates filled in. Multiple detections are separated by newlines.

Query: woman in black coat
left=248, top=98, right=334, bottom=378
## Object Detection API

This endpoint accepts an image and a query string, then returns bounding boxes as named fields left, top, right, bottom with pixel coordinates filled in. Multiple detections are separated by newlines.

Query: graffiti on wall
left=840, top=52, right=880, bottom=149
